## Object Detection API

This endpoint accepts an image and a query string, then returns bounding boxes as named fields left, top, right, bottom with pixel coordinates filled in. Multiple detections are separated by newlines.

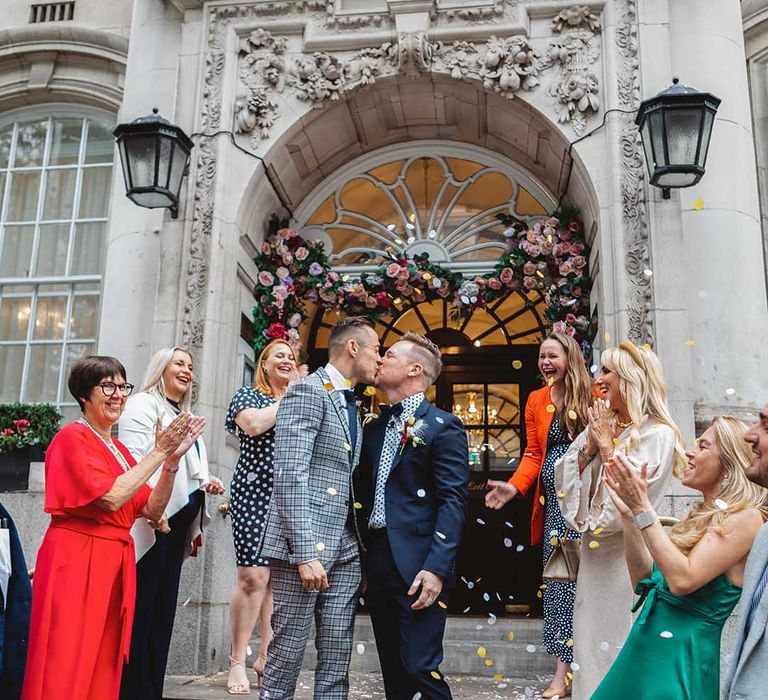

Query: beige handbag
left=542, top=537, right=581, bottom=582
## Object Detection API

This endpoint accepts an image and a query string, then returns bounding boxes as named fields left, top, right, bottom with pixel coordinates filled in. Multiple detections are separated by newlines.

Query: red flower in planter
left=13, top=419, right=29, bottom=432
left=3, top=429, right=14, bottom=436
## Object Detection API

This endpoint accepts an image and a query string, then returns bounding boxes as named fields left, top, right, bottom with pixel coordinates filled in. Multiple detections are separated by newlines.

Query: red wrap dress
left=21, top=422, right=151, bottom=700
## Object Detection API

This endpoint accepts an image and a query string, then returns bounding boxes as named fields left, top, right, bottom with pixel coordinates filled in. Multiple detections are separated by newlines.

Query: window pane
left=78, top=167, right=111, bottom=218
left=69, top=295, right=98, bottom=339
left=60, top=342, right=93, bottom=402
left=0, top=125, right=12, bottom=168
left=70, top=222, right=105, bottom=274
left=0, top=225, right=35, bottom=277
left=453, top=384, right=484, bottom=426
left=85, top=121, right=114, bottom=164
left=15, top=120, right=48, bottom=167
left=35, top=223, right=70, bottom=276
left=49, top=118, right=82, bottom=166
left=7, top=170, right=41, bottom=221
left=0, top=295, right=31, bottom=339
left=0, top=345, right=25, bottom=401
left=25, top=343, right=62, bottom=402
left=43, top=168, right=77, bottom=220
left=33, top=294, right=68, bottom=339
left=0, top=172, right=5, bottom=214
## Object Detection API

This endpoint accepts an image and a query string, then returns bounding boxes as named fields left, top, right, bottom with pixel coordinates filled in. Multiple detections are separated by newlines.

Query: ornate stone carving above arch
left=0, top=24, right=127, bottom=112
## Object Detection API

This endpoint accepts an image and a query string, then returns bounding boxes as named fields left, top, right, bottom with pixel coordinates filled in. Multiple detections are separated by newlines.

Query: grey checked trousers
left=260, top=529, right=361, bottom=700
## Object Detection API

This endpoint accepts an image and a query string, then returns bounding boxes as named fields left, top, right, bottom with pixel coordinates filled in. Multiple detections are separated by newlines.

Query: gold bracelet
left=578, top=445, right=595, bottom=461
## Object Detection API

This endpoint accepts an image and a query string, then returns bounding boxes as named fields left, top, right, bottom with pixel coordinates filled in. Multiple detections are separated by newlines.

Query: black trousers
left=119, top=490, right=204, bottom=700
left=365, top=529, right=452, bottom=700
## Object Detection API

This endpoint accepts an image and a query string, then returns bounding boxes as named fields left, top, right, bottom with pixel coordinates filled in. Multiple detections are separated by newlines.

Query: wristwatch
left=634, top=509, right=658, bottom=529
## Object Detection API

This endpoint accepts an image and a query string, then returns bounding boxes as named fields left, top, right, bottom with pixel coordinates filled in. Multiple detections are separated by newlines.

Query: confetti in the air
left=693, top=199, right=704, bottom=210
left=546, top=404, right=556, bottom=414
left=526, top=644, right=536, bottom=653
left=643, top=269, right=653, bottom=277
left=516, top=544, right=525, bottom=552
left=588, top=541, right=600, bottom=550
left=660, top=630, right=674, bottom=639
left=477, top=647, right=487, bottom=658
left=593, top=527, right=604, bottom=535
left=512, top=360, right=523, bottom=369
left=430, top=671, right=441, bottom=680
left=356, top=643, right=365, bottom=655
left=715, top=498, right=728, bottom=510
left=599, top=641, right=610, bottom=651
left=476, top=518, right=486, bottom=526
left=316, top=542, right=326, bottom=551
left=568, top=409, right=577, bottom=420
left=507, top=631, right=515, bottom=641
left=436, top=531, right=446, bottom=540
left=505, top=521, right=514, bottom=528
left=438, top=601, right=448, bottom=609
left=725, top=388, right=736, bottom=396
left=417, top=489, right=426, bottom=497
left=487, top=613, right=497, bottom=625
left=503, top=538, right=513, bottom=548
left=182, top=597, right=191, bottom=607
left=327, top=487, right=337, bottom=496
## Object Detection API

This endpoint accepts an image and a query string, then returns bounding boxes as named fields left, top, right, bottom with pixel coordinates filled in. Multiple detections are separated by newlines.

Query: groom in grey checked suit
left=259, top=317, right=381, bottom=700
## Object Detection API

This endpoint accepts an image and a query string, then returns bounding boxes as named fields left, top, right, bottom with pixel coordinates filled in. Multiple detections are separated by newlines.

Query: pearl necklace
left=616, top=417, right=633, bottom=429
left=78, top=418, right=130, bottom=472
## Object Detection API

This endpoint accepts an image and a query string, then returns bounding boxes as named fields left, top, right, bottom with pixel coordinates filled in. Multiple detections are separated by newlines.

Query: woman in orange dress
left=485, top=333, right=593, bottom=698
left=21, top=356, right=206, bottom=700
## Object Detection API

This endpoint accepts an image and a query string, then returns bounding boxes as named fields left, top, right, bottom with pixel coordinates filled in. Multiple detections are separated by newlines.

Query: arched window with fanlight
left=0, top=108, right=115, bottom=421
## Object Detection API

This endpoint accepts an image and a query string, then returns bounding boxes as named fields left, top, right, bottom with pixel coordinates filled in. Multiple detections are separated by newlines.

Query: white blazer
left=118, top=391, right=211, bottom=560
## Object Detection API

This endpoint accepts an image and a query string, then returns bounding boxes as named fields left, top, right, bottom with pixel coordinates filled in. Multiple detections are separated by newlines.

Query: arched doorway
left=296, top=143, right=556, bottom=614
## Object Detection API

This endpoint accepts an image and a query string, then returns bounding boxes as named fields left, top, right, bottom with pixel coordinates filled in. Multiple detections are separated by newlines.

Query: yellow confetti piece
left=507, top=631, right=515, bottom=641
left=566, top=639, right=574, bottom=648
left=613, top=438, right=621, bottom=446
left=557, top=490, right=565, bottom=498
left=588, top=540, right=600, bottom=550
left=407, top=416, right=416, bottom=425
left=344, top=379, right=353, bottom=388
left=316, top=542, right=326, bottom=551
left=484, top=659, right=494, bottom=666
left=512, top=360, right=523, bottom=369
left=545, top=404, right=556, bottom=413
left=342, top=274, right=350, bottom=282
left=537, top=590, right=542, bottom=598
left=477, top=647, right=487, bottom=658
left=494, top=673, right=503, bottom=681
left=547, top=377, right=554, bottom=387
left=536, top=270, right=544, bottom=278
left=323, top=382, right=334, bottom=390
left=353, top=501, right=363, bottom=509
left=344, top=442, right=352, bottom=451
left=438, top=601, right=447, bottom=609
left=549, top=537, right=559, bottom=546
left=423, top=272, right=432, bottom=280
left=409, top=213, right=416, bottom=222
left=363, top=385, right=376, bottom=396
left=547, top=234, right=553, bottom=243
left=539, top=495, right=545, bottom=505
left=693, top=198, right=704, bottom=211
left=568, top=409, right=577, bottom=420
left=685, top=339, right=695, bottom=347
left=593, top=527, right=604, bottom=535
left=540, top=583, right=548, bottom=589
left=604, top=331, right=610, bottom=343
left=430, top=671, right=441, bottom=680
left=642, top=342, right=652, bottom=350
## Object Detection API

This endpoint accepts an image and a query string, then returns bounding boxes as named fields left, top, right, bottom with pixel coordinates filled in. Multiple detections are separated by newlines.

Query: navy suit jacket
left=0, top=501, right=31, bottom=700
left=354, top=397, right=469, bottom=588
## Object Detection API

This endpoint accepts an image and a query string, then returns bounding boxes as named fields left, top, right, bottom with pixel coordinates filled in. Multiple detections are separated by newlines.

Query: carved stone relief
left=397, top=31, right=433, bottom=79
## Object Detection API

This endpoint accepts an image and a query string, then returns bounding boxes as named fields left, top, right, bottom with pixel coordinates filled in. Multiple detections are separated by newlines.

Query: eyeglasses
left=96, top=382, right=135, bottom=397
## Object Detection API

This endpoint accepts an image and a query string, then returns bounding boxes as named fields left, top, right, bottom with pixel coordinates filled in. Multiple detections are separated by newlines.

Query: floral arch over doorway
left=250, top=144, right=593, bottom=355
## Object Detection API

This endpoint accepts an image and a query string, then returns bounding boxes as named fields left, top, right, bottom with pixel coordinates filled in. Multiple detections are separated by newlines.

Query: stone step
left=251, top=614, right=553, bottom=677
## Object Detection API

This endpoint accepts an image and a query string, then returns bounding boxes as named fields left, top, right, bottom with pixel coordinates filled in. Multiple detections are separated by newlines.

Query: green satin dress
left=590, top=564, right=741, bottom=700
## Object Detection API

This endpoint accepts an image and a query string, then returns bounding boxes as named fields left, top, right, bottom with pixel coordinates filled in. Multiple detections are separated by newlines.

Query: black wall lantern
left=113, top=108, right=194, bottom=218
left=635, top=78, right=720, bottom=198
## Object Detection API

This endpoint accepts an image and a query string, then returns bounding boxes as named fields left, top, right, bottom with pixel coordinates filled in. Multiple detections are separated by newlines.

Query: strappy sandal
left=227, top=656, right=251, bottom=695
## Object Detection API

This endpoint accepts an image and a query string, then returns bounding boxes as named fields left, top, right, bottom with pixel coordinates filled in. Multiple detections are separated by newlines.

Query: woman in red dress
left=21, top=356, right=206, bottom=700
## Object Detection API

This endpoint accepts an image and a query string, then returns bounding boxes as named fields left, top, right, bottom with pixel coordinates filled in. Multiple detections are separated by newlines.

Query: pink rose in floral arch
left=552, top=321, right=568, bottom=334
left=572, top=255, right=587, bottom=269
left=258, top=271, right=274, bottom=287
left=295, top=247, right=309, bottom=261
left=522, top=276, right=538, bottom=290
left=397, top=267, right=410, bottom=280
left=523, top=262, right=536, bottom=276
left=499, top=267, right=514, bottom=285
left=288, top=312, right=302, bottom=328
left=327, top=271, right=339, bottom=283
left=276, top=267, right=290, bottom=279
left=487, top=277, right=502, bottom=290
left=386, top=263, right=401, bottom=278
left=262, top=243, right=271, bottom=255
left=282, top=253, right=293, bottom=265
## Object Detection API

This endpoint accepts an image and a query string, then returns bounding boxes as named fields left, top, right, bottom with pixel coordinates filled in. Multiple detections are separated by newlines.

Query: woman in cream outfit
left=555, top=342, right=686, bottom=699
left=118, top=347, right=224, bottom=700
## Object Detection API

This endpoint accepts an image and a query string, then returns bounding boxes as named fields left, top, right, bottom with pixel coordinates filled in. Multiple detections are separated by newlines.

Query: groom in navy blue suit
left=355, top=332, right=468, bottom=700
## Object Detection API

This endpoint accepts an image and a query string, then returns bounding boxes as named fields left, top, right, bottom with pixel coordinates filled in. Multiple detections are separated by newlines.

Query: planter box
left=0, top=446, right=45, bottom=491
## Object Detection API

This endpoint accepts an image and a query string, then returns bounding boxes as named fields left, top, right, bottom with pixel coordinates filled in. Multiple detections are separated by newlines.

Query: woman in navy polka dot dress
left=224, top=339, right=304, bottom=694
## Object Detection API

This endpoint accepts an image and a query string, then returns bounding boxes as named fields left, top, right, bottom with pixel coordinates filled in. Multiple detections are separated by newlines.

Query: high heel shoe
left=252, top=654, right=267, bottom=689
left=542, top=685, right=571, bottom=698
left=227, top=656, right=251, bottom=695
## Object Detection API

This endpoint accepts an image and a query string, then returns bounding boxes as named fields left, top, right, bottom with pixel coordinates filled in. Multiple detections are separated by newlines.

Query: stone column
left=666, top=0, right=768, bottom=426
left=97, top=0, right=182, bottom=380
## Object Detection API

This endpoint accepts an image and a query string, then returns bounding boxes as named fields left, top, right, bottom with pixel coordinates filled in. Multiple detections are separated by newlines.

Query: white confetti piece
left=725, top=388, right=736, bottom=396
left=549, top=529, right=558, bottom=536
left=483, top=593, right=490, bottom=602
left=572, top=662, right=580, bottom=672
left=327, top=487, right=338, bottom=496
left=462, top=606, right=470, bottom=613
left=435, top=416, right=444, bottom=424
left=476, top=518, right=486, bottom=526
left=599, top=641, right=610, bottom=651
left=516, top=544, right=524, bottom=552
left=412, top=693, right=423, bottom=700
left=436, top=531, right=446, bottom=540
left=467, top=581, right=475, bottom=589
left=316, top=542, right=326, bottom=551
left=246, top=472, right=257, bottom=483
left=525, top=645, right=536, bottom=653
left=643, top=268, right=653, bottom=277
left=715, top=498, right=728, bottom=510
left=504, top=521, right=514, bottom=528
left=358, top=597, right=365, bottom=606
left=503, top=538, right=513, bottom=548
left=417, top=489, right=426, bottom=497
left=246, top=645, right=253, bottom=657
left=487, top=613, right=497, bottom=625
left=660, top=630, right=673, bottom=639
left=356, top=643, right=365, bottom=655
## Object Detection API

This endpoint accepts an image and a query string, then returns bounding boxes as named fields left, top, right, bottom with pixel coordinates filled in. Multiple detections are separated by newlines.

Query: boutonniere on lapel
left=400, top=416, right=426, bottom=454
left=361, top=385, right=378, bottom=425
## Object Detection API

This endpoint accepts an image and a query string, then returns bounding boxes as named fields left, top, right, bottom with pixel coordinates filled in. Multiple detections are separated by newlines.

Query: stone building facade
left=1, top=0, right=767, bottom=675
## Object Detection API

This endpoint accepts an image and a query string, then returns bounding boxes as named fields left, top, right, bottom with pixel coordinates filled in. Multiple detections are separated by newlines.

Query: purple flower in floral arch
left=308, top=262, right=324, bottom=276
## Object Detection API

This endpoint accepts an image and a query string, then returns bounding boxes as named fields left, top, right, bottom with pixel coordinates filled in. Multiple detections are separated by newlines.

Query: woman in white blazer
left=117, top=346, right=224, bottom=700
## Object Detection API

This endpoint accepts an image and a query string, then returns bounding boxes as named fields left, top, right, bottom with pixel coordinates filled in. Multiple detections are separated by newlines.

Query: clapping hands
left=586, top=399, right=617, bottom=456
left=602, top=453, right=652, bottom=520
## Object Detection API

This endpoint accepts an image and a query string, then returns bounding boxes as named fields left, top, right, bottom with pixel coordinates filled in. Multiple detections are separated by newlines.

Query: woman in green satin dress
left=592, top=417, right=768, bottom=700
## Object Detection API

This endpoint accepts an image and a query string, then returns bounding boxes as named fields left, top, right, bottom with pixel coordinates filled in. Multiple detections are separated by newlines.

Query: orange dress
left=21, top=422, right=151, bottom=700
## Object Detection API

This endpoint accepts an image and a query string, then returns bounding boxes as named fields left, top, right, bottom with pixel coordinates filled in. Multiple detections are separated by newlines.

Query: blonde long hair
left=669, top=417, right=768, bottom=555
left=254, top=340, right=298, bottom=397
left=546, top=332, right=593, bottom=436
left=600, top=341, right=687, bottom=476
left=140, top=346, right=194, bottom=413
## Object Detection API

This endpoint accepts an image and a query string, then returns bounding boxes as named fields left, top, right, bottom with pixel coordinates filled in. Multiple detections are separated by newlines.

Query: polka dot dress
left=541, top=416, right=580, bottom=663
left=225, top=386, right=275, bottom=567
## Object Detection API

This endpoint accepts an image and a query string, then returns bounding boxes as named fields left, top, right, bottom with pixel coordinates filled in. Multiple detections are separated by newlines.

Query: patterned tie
left=746, top=563, right=768, bottom=633
left=369, top=405, right=403, bottom=529
left=343, top=389, right=358, bottom=453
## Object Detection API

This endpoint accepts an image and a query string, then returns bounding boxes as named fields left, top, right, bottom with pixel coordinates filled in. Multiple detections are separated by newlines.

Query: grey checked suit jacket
left=724, top=522, right=768, bottom=699
left=259, top=367, right=363, bottom=567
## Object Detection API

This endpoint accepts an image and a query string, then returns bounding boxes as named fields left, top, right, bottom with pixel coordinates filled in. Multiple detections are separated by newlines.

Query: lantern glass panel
left=697, top=109, right=714, bottom=168
left=664, top=108, right=702, bottom=166
left=640, top=119, right=655, bottom=168
left=157, top=136, right=173, bottom=190
left=649, top=111, right=666, bottom=166
left=125, top=134, right=158, bottom=189
left=118, top=139, right=131, bottom=190
left=168, top=142, right=189, bottom=197
left=131, top=189, right=173, bottom=208
left=656, top=170, right=699, bottom=188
